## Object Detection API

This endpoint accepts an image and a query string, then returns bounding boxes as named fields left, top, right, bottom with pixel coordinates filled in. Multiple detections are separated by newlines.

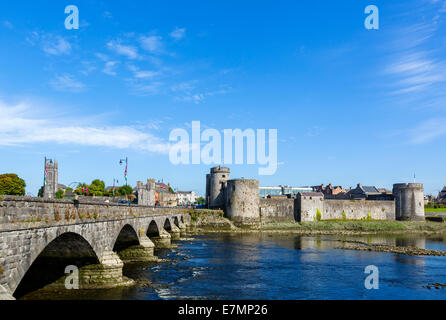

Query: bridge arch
left=13, top=232, right=99, bottom=299
left=164, top=218, right=172, bottom=232
left=146, top=220, right=160, bottom=238
left=112, top=224, right=140, bottom=253
left=173, top=216, right=180, bottom=228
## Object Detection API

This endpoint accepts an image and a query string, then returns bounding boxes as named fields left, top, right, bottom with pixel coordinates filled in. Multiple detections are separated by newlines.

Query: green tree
left=38, top=186, right=44, bottom=197
left=118, top=185, right=133, bottom=196
left=196, top=196, right=206, bottom=204
left=0, top=174, right=26, bottom=196
left=89, top=179, right=105, bottom=196
left=55, top=189, right=65, bottom=199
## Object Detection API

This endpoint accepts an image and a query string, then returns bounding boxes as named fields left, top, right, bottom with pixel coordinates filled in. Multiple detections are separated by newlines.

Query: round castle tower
left=225, top=179, right=260, bottom=226
left=392, top=183, right=425, bottom=221
left=207, top=166, right=230, bottom=209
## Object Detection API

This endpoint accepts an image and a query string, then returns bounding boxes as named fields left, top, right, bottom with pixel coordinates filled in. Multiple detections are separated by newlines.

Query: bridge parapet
left=0, top=196, right=187, bottom=232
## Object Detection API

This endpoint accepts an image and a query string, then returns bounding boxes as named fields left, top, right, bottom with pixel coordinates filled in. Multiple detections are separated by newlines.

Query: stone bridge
left=0, top=196, right=191, bottom=300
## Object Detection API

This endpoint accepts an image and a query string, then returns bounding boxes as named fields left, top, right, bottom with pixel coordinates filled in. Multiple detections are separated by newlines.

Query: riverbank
left=186, top=210, right=446, bottom=235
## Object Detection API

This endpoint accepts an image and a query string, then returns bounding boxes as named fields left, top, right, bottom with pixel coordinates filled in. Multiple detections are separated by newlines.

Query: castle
left=136, top=179, right=156, bottom=206
left=206, top=166, right=426, bottom=226
left=206, top=166, right=260, bottom=225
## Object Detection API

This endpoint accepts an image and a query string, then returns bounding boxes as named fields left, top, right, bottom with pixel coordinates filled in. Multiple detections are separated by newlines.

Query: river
left=21, top=233, right=446, bottom=300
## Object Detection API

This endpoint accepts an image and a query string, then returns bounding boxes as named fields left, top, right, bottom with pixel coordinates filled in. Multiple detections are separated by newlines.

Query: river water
left=22, top=233, right=446, bottom=300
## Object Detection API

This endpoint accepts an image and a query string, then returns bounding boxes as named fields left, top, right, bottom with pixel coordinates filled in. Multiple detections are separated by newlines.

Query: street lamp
left=119, top=157, right=128, bottom=186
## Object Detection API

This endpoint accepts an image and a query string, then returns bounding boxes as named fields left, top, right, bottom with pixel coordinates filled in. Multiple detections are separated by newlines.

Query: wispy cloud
left=103, top=61, right=119, bottom=76
left=171, top=81, right=230, bottom=104
left=382, top=2, right=446, bottom=110
left=107, top=39, right=139, bottom=59
left=140, top=35, right=163, bottom=54
left=27, top=32, right=72, bottom=56
left=50, top=74, right=85, bottom=92
left=386, top=50, right=446, bottom=95
left=170, top=27, right=186, bottom=40
left=0, top=100, right=171, bottom=154
left=128, top=65, right=159, bottom=79
left=128, top=81, right=164, bottom=96
left=409, top=117, right=446, bottom=144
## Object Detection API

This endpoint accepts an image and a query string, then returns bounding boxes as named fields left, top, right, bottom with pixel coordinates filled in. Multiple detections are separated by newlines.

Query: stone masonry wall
left=295, top=197, right=395, bottom=222
left=259, top=198, right=295, bottom=222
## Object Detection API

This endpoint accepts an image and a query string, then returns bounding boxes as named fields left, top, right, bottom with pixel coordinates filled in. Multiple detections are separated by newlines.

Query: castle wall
left=209, top=167, right=230, bottom=209
left=295, top=196, right=395, bottom=222
left=224, top=179, right=260, bottom=226
left=259, top=198, right=295, bottom=222
left=393, top=183, right=425, bottom=221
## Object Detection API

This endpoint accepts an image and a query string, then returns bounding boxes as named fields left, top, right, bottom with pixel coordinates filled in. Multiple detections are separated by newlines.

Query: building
left=312, top=184, right=346, bottom=196
left=42, top=158, right=58, bottom=199
left=259, top=186, right=313, bottom=198
left=136, top=179, right=155, bottom=206
left=438, top=187, right=446, bottom=204
left=176, top=191, right=198, bottom=206
left=345, top=183, right=381, bottom=200
left=155, top=181, right=177, bottom=207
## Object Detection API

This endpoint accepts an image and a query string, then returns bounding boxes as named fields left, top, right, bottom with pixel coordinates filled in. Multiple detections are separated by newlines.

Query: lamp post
left=119, top=157, right=128, bottom=186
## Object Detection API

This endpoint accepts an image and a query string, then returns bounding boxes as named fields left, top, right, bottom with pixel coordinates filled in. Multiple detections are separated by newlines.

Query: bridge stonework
left=0, top=196, right=190, bottom=299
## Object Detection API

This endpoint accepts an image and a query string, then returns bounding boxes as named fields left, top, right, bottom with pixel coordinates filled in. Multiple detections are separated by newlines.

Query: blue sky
left=0, top=0, right=446, bottom=196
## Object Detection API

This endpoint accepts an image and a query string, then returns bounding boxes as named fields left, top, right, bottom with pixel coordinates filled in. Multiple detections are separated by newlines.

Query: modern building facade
left=259, top=186, right=313, bottom=198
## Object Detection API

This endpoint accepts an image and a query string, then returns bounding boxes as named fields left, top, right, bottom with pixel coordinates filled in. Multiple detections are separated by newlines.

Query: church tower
left=43, top=158, right=58, bottom=199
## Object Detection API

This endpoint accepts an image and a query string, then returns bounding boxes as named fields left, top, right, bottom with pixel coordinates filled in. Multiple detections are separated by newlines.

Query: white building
left=176, top=191, right=198, bottom=205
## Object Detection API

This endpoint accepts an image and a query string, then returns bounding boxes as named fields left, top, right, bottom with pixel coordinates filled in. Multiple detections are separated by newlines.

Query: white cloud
left=103, top=61, right=119, bottom=76
left=0, top=100, right=171, bottom=154
left=140, top=35, right=163, bottom=54
left=170, top=27, right=186, bottom=40
left=42, top=36, right=71, bottom=56
left=386, top=51, right=446, bottom=94
left=26, top=32, right=72, bottom=56
left=171, top=81, right=230, bottom=104
left=128, top=65, right=159, bottom=79
left=129, top=81, right=164, bottom=96
left=409, top=117, right=446, bottom=144
left=107, top=40, right=139, bottom=59
left=134, top=70, right=158, bottom=79
left=50, top=74, right=85, bottom=92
